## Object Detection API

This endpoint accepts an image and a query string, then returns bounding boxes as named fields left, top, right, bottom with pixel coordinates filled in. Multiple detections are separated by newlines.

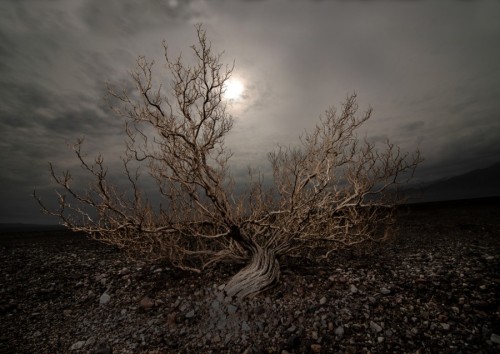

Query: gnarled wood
left=225, top=245, right=280, bottom=298
left=35, top=25, right=421, bottom=300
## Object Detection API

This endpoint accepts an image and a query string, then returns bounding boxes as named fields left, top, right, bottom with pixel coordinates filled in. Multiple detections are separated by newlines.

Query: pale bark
left=225, top=245, right=280, bottom=298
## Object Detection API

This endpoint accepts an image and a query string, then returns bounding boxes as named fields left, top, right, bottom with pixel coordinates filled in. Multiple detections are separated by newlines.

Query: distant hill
left=409, top=162, right=500, bottom=203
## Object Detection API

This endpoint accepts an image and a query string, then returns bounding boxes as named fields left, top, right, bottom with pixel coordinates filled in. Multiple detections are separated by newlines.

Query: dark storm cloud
left=399, top=121, right=425, bottom=134
left=79, top=0, right=203, bottom=33
left=1, top=0, right=500, bottom=223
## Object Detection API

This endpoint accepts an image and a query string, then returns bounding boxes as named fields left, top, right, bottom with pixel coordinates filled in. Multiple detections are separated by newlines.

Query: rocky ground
left=1, top=200, right=499, bottom=353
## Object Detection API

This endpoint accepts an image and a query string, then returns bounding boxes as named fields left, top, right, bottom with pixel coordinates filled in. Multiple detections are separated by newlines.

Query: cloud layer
left=1, top=0, right=499, bottom=223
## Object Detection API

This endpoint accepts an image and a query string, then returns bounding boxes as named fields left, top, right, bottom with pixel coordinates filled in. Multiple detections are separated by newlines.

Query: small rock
left=166, top=313, right=176, bottom=327
left=311, top=331, right=318, bottom=340
left=118, top=267, right=129, bottom=275
left=287, top=325, right=297, bottom=333
left=310, top=344, right=321, bottom=353
left=99, top=293, right=110, bottom=305
left=242, top=321, right=251, bottom=332
left=380, top=287, right=391, bottom=295
left=319, top=296, right=327, bottom=305
left=370, top=321, right=383, bottom=333
left=84, top=337, right=96, bottom=347
left=377, top=336, right=384, bottom=343
left=350, top=284, right=358, bottom=294
left=227, top=304, right=238, bottom=315
left=441, top=323, right=450, bottom=331
left=139, top=296, right=154, bottom=310
left=185, top=310, right=195, bottom=318
left=70, top=341, right=86, bottom=350
left=491, top=333, right=500, bottom=344
left=218, top=284, right=226, bottom=291
left=328, top=322, right=333, bottom=331
left=335, top=325, right=344, bottom=337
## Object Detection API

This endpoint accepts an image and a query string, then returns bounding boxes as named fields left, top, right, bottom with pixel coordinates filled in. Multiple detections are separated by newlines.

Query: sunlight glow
left=224, top=79, right=244, bottom=101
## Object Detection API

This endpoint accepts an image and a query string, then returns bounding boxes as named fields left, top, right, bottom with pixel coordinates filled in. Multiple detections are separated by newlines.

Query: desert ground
left=1, top=198, right=499, bottom=353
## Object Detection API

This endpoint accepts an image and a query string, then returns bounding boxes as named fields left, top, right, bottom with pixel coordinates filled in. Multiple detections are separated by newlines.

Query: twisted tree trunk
left=225, top=244, right=280, bottom=298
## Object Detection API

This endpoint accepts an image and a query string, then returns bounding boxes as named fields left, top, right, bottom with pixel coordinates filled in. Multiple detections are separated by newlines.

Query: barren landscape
left=1, top=199, right=499, bottom=354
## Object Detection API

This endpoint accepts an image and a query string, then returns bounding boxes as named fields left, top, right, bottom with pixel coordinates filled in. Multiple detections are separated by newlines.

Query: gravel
left=0, top=203, right=499, bottom=353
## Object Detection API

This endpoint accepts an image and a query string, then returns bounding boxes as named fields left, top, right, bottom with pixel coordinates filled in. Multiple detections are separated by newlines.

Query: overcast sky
left=1, top=0, right=500, bottom=224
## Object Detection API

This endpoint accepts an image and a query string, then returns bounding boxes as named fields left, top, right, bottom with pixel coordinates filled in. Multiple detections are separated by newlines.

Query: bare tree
left=35, top=25, right=421, bottom=298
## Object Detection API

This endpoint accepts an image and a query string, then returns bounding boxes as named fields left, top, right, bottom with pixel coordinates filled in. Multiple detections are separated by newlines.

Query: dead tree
left=35, top=25, right=421, bottom=298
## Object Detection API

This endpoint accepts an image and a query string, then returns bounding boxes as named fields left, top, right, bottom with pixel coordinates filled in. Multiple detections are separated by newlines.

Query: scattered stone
left=311, top=330, right=318, bottom=340
left=441, top=323, right=450, bottom=331
left=84, top=337, right=96, bottom=347
left=370, top=321, right=383, bottom=333
left=118, top=267, right=129, bottom=275
left=99, top=293, right=110, bottom=305
left=211, top=299, right=220, bottom=310
left=242, top=321, right=251, bottom=332
left=380, top=287, right=391, bottom=295
left=70, top=341, right=86, bottom=350
left=491, top=333, right=500, bottom=344
left=2, top=206, right=498, bottom=353
left=166, top=313, right=176, bottom=327
left=227, top=304, right=238, bottom=314
left=310, top=344, right=322, bottom=353
left=139, top=296, right=154, bottom=310
left=335, top=325, right=344, bottom=337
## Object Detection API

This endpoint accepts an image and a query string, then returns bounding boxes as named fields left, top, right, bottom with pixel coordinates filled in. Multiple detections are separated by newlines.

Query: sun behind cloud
left=224, top=78, right=244, bottom=101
